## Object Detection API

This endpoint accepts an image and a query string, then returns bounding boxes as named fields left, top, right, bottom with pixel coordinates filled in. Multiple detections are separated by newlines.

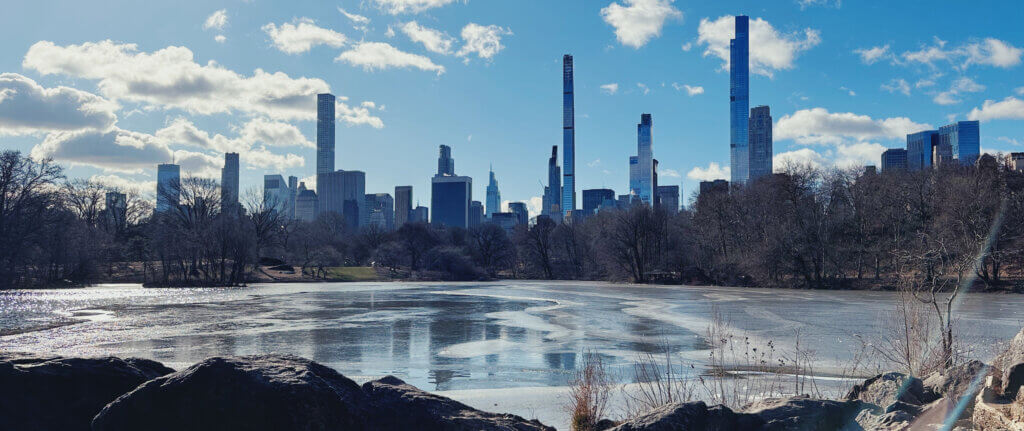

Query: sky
left=1, top=0, right=1023, bottom=215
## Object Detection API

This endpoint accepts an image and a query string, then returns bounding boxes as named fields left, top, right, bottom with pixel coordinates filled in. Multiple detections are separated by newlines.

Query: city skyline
left=2, top=1, right=1023, bottom=218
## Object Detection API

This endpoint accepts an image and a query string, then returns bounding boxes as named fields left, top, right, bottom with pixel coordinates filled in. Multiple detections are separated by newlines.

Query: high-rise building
left=431, top=175, right=472, bottom=228
left=156, top=163, right=180, bottom=213
left=748, top=106, right=772, bottom=181
left=508, top=202, right=528, bottom=226
left=469, top=200, right=484, bottom=227
left=699, top=180, right=729, bottom=197
left=437, top=145, right=455, bottom=177
left=221, top=153, right=239, bottom=212
left=318, top=170, right=365, bottom=230
left=395, top=186, right=413, bottom=227
left=104, top=191, right=127, bottom=231
left=317, top=94, right=335, bottom=177
left=938, top=121, right=980, bottom=166
left=491, top=212, right=517, bottom=234
left=907, top=130, right=938, bottom=171
left=730, top=15, right=750, bottom=185
left=263, top=174, right=292, bottom=216
left=485, top=167, right=501, bottom=218
left=1007, top=153, right=1024, bottom=172
left=562, top=54, right=576, bottom=216
left=295, top=182, right=318, bottom=222
left=543, top=146, right=561, bottom=218
left=365, top=193, right=395, bottom=230
left=629, top=114, right=654, bottom=204
left=881, top=149, right=908, bottom=172
left=656, top=185, right=680, bottom=214
left=628, top=156, right=640, bottom=199
left=288, top=176, right=298, bottom=219
left=411, top=206, right=429, bottom=223
left=652, top=158, right=659, bottom=207
left=582, top=189, right=614, bottom=215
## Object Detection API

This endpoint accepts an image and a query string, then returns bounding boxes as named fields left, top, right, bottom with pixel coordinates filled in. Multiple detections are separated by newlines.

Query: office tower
left=628, top=156, right=640, bottom=199
left=104, top=191, right=127, bottom=231
left=395, top=186, right=413, bottom=227
left=881, top=149, right=908, bottom=171
left=543, top=146, right=561, bottom=218
left=317, top=94, right=335, bottom=176
left=318, top=170, right=366, bottom=230
left=730, top=15, right=750, bottom=185
left=295, top=183, right=318, bottom=222
left=263, top=174, right=292, bottom=216
left=906, top=130, right=939, bottom=171
left=431, top=175, right=472, bottom=228
left=508, top=202, right=528, bottom=225
left=562, top=54, right=576, bottom=216
left=864, top=166, right=878, bottom=175
left=156, top=163, right=180, bottom=213
left=469, top=200, right=484, bottom=227
left=1007, top=153, right=1024, bottom=171
left=631, top=114, right=653, bottom=204
left=748, top=106, right=773, bottom=181
left=491, top=212, right=517, bottom=234
left=221, top=153, right=239, bottom=211
left=699, top=180, right=729, bottom=197
left=582, top=189, right=614, bottom=215
left=653, top=158, right=659, bottom=207
left=365, top=193, right=395, bottom=230
left=437, top=145, right=455, bottom=176
left=485, top=167, right=501, bottom=218
left=411, top=206, right=429, bottom=223
left=938, top=121, right=980, bottom=166
left=656, top=185, right=680, bottom=214
left=288, top=176, right=298, bottom=219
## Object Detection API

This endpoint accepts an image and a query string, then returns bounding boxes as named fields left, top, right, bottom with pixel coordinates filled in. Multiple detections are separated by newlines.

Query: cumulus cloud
left=835, top=142, right=886, bottom=167
left=22, top=40, right=380, bottom=126
left=1017, top=86, right=1024, bottom=96
left=901, top=37, right=1022, bottom=70
left=968, top=96, right=1024, bottom=122
left=854, top=45, right=891, bottom=64
left=601, top=0, right=681, bottom=49
left=660, top=168, right=681, bottom=178
left=401, top=21, right=455, bottom=55
left=214, top=35, right=226, bottom=44
left=155, top=118, right=305, bottom=171
left=262, top=18, right=347, bottom=55
left=456, top=23, right=512, bottom=61
left=775, top=107, right=932, bottom=145
left=697, top=15, right=820, bottom=78
left=335, top=42, right=445, bottom=74
left=371, top=0, right=455, bottom=14
left=600, top=83, right=619, bottom=94
left=89, top=174, right=157, bottom=194
left=880, top=78, right=910, bottom=96
left=337, top=7, right=370, bottom=31
left=0, top=72, right=118, bottom=135
left=687, top=162, right=729, bottom=181
left=31, top=128, right=175, bottom=174
left=637, top=82, right=650, bottom=95
left=933, top=76, right=984, bottom=105
left=671, top=82, right=703, bottom=96
left=203, top=9, right=227, bottom=31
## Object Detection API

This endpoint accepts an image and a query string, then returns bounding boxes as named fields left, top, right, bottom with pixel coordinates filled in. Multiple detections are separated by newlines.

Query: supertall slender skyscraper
left=730, top=16, right=750, bottom=185
left=561, top=54, right=576, bottom=216
left=636, top=114, right=654, bottom=204
left=748, top=106, right=773, bottom=182
left=317, top=94, right=335, bottom=177
left=543, top=146, right=561, bottom=219
left=485, top=166, right=501, bottom=218
left=156, top=163, right=180, bottom=213
left=221, top=152, right=239, bottom=211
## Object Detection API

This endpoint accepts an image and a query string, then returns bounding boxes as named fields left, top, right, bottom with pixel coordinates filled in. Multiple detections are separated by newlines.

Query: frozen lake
left=2, top=281, right=1022, bottom=427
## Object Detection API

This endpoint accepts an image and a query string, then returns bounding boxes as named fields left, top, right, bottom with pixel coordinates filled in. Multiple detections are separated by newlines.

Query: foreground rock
left=845, top=372, right=927, bottom=407
left=609, top=396, right=864, bottom=431
left=0, top=352, right=173, bottom=431
left=93, top=354, right=553, bottom=431
left=608, top=401, right=760, bottom=430
left=973, top=328, right=1024, bottom=430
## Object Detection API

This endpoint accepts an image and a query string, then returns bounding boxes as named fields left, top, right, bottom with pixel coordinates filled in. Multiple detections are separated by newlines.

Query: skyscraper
left=288, top=176, right=298, bottom=219
left=431, top=175, right=472, bottom=228
left=881, top=149, right=908, bottom=172
left=469, top=200, right=484, bottom=227
left=583, top=189, right=614, bottom=215
left=633, top=114, right=654, bottom=204
left=730, top=15, right=750, bottom=185
left=748, top=106, right=773, bottom=181
left=485, top=166, right=501, bottom=218
left=411, top=206, right=429, bottom=223
left=437, top=145, right=455, bottom=176
left=562, top=54, right=576, bottom=216
left=365, top=193, right=395, bottom=230
left=656, top=185, right=680, bottom=214
left=508, top=202, right=528, bottom=225
left=628, top=156, right=639, bottom=198
left=221, top=153, right=239, bottom=212
left=263, top=174, right=292, bottom=216
left=906, top=130, right=938, bottom=171
left=543, top=146, right=561, bottom=218
left=395, top=186, right=413, bottom=227
left=295, top=183, right=318, bottom=222
left=156, top=163, right=180, bottom=213
left=318, top=170, right=365, bottom=230
left=938, top=121, right=980, bottom=166
left=317, top=94, right=335, bottom=177
left=104, top=191, right=127, bottom=231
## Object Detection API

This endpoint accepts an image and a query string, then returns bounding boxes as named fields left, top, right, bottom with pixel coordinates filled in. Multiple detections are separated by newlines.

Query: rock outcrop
left=0, top=352, right=173, bottom=431
left=973, top=328, right=1024, bottom=430
left=743, top=395, right=864, bottom=430
left=608, top=401, right=759, bottom=431
left=845, top=372, right=926, bottom=407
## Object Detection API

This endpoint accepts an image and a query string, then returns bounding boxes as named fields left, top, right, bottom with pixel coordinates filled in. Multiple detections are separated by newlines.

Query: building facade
left=104, top=191, right=127, bottom=231
left=562, top=54, right=576, bottom=216
left=881, top=149, right=908, bottom=172
left=431, top=175, right=472, bottom=228
left=221, top=152, right=239, bottom=212
left=365, top=193, right=395, bottom=230
left=748, top=106, right=772, bottom=182
left=938, top=121, right=980, bottom=166
left=295, top=183, right=318, bottom=222
left=469, top=200, right=484, bottom=227
left=411, top=206, right=429, bottom=223
left=632, top=114, right=654, bottom=204
left=656, top=185, right=680, bottom=214
left=156, top=163, right=180, bottom=213
left=699, top=179, right=729, bottom=197
left=394, top=186, right=413, bottom=227
left=730, top=15, right=750, bottom=185
left=317, top=94, right=335, bottom=177
left=263, top=174, right=292, bottom=216
left=542, top=145, right=561, bottom=218
left=582, top=188, right=615, bottom=216
left=906, top=130, right=938, bottom=171
left=318, top=170, right=365, bottom=230
left=508, top=202, right=528, bottom=226
left=437, top=145, right=454, bottom=177
left=485, top=168, right=501, bottom=218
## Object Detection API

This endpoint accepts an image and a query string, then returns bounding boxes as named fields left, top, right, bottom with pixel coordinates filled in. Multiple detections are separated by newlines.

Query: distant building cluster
left=881, top=120, right=982, bottom=172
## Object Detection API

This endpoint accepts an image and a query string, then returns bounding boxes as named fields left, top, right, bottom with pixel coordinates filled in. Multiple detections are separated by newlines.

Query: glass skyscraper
left=730, top=16, right=750, bottom=185
left=906, top=130, right=938, bottom=171
left=485, top=167, right=501, bottom=218
left=543, top=146, right=561, bottom=218
left=881, top=149, right=908, bottom=171
left=156, top=163, right=180, bottom=213
left=748, top=106, right=772, bottom=181
left=316, top=94, right=335, bottom=176
left=431, top=175, right=472, bottom=228
left=562, top=54, right=576, bottom=216
left=635, top=114, right=654, bottom=204
left=938, top=121, right=980, bottom=166
left=220, top=152, right=239, bottom=211
left=394, top=186, right=412, bottom=227
left=437, top=145, right=454, bottom=176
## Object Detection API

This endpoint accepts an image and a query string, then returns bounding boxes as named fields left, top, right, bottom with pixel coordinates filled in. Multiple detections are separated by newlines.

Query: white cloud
left=686, top=162, right=729, bottom=181
left=933, top=76, right=985, bottom=105
left=456, top=23, right=512, bottom=61
left=31, top=128, right=175, bottom=174
left=155, top=118, right=305, bottom=171
left=262, top=18, right=347, bottom=55
left=22, top=40, right=379, bottom=125
left=401, top=21, right=455, bottom=55
left=214, top=35, right=226, bottom=44
left=600, top=83, right=619, bottom=94
left=835, top=142, right=886, bottom=167
left=796, top=0, right=841, bottom=9
left=901, top=37, right=1022, bottom=70
left=371, top=0, right=455, bottom=14
left=0, top=72, right=118, bottom=135
left=774, top=148, right=827, bottom=170
left=997, top=136, right=1022, bottom=147
left=1016, top=86, right=1024, bottom=96
left=637, top=83, right=649, bottom=95
left=601, top=0, right=681, bottom=49
left=968, top=97, right=1024, bottom=122
left=697, top=15, right=821, bottom=78
left=660, top=168, right=681, bottom=178
left=588, top=158, right=602, bottom=167
left=880, top=78, right=910, bottom=96
left=915, top=78, right=935, bottom=88
left=335, top=42, right=445, bottom=74
left=89, top=174, right=156, bottom=194
left=775, top=107, right=932, bottom=145
left=337, top=7, right=370, bottom=31
left=839, top=86, right=855, bottom=96
left=671, top=82, right=703, bottom=96
left=525, top=196, right=543, bottom=218
left=854, top=45, right=891, bottom=64
left=681, top=42, right=693, bottom=51
left=385, top=26, right=396, bottom=38
left=203, top=9, right=227, bottom=31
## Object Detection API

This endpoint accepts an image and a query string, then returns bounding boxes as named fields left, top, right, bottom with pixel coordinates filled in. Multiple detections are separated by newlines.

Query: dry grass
left=567, top=351, right=613, bottom=431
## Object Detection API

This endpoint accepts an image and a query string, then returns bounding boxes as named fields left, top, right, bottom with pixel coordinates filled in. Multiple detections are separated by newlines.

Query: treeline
left=2, top=149, right=1023, bottom=290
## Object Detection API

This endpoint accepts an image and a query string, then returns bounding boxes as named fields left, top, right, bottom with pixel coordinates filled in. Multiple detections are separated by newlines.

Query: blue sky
left=1, top=0, right=1022, bottom=214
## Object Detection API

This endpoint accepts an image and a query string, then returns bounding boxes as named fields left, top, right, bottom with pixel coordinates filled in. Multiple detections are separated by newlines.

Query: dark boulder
left=922, top=360, right=988, bottom=402
left=994, top=327, right=1024, bottom=398
left=846, top=372, right=925, bottom=407
left=0, top=352, right=172, bottom=431
left=92, top=355, right=376, bottom=431
left=608, top=401, right=760, bottom=431
left=744, top=395, right=864, bottom=431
